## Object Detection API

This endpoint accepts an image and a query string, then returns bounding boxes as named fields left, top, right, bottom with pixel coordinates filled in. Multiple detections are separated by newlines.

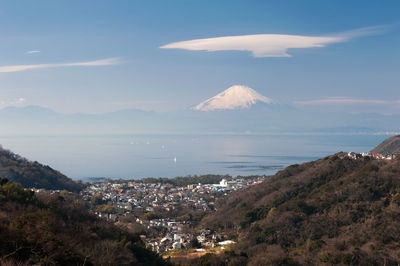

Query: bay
left=0, top=134, right=389, bottom=180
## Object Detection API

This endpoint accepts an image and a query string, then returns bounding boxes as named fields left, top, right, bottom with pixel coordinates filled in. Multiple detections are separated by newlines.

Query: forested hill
left=0, top=145, right=81, bottom=192
left=199, top=153, right=400, bottom=265
left=0, top=178, right=170, bottom=265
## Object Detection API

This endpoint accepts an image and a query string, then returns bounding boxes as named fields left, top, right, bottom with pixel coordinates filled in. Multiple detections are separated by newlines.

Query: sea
left=0, top=134, right=390, bottom=181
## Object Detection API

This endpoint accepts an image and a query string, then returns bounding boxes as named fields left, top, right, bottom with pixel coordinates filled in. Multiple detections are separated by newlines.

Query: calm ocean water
left=0, top=134, right=389, bottom=180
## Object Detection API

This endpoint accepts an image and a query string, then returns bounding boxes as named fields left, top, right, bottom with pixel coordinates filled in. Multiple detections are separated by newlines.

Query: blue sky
left=0, top=0, right=399, bottom=113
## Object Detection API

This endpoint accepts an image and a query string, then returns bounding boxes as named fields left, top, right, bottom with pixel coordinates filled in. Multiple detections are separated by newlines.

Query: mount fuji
left=194, top=85, right=274, bottom=111
left=0, top=87, right=397, bottom=135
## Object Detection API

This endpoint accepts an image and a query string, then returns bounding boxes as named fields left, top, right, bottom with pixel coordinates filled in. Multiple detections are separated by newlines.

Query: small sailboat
left=173, top=157, right=177, bottom=163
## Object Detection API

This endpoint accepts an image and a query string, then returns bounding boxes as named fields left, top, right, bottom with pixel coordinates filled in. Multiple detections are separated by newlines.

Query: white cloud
left=160, top=26, right=386, bottom=58
left=26, top=50, right=40, bottom=54
left=0, top=97, right=27, bottom=106
left=0, top=57, right=121, bottom=73
left=15, top=97, right=26, bottom=104
left=294, top=97, right=396, bottom=105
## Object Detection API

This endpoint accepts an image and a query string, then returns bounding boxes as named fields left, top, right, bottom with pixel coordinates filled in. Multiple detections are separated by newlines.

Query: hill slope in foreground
left=0, top=177, right=170, bottom=265
left=370, top=135, right=400, bottom=156
left=199, top=153, right=400, bottom=265
left=0, top=145, right=81, bottom=192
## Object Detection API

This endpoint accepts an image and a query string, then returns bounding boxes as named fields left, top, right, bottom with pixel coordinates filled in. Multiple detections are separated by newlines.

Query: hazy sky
left=0, top=0, right=399, bottom=114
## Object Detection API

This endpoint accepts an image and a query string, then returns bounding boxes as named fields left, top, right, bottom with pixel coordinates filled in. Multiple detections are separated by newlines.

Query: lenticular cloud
left=161, top=26, right=385, bottom=58
left=162, top=34, right=343, bottom=57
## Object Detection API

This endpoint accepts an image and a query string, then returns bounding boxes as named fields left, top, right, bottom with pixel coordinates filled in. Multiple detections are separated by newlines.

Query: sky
left=0, top=0, right=399, bottom=114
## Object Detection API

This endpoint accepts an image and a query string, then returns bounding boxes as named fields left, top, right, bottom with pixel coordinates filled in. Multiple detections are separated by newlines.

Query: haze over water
left=0, top=134, right=389, bottom=180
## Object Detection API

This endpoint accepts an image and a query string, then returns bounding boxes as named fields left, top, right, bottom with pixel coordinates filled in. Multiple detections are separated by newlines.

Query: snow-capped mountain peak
left=194, top=85, right=273, bottom=111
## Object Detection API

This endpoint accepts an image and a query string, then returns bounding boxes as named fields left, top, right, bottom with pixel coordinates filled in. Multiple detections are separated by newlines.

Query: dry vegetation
left=0, top=146, right=82, bottom=192
left=196, top=153, right=400, bottom=265
left=0, top=178, right=170, bottom=265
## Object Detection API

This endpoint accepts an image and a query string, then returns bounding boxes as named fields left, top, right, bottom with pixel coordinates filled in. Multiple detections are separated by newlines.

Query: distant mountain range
left=0, top=87, right=399, bottom=135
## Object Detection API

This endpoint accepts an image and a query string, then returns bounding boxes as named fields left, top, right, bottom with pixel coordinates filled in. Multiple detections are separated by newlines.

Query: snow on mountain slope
left=194, top=85, right=273, bottom=111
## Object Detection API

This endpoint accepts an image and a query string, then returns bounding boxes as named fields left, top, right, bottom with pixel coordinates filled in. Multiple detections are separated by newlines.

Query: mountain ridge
left=195, top=145, right=400, bottom=264
left=0, top=145, right=82, bottom=192
left=0, top=177, right=169, bottom=265
left=1, top=104, right=400, bottom=135
left=370, top=135, right=400, bottom=156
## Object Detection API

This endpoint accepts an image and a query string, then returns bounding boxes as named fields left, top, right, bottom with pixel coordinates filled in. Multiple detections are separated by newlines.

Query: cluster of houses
left=346, top=152, right=398, bottom=160
left=81, top=176, right=266, bottom=221
left=135, top=217, right=192, bottom=253
left=80, top=176, right=265, bottom=253
left=142, top=225, right=234, bottom=253
left=135, top=215, right=237, bottom=253
left=81, top=181, right=217, bottom=221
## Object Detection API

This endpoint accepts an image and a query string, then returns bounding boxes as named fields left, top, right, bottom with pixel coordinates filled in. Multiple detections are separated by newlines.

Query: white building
left=172, top=242, right=181, bottom=250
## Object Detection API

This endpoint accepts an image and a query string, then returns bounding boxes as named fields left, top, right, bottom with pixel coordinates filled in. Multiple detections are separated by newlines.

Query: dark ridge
left=195, top=152, right=400, bottom=265
left=0, top=177, right=170, bottom=265
left=0, top=145, right=82, bottom=192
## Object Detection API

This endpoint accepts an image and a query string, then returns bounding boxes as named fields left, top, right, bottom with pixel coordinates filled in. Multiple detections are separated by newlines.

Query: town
left=79, top=175, right=266, bottom=254
left=29, top=151, right=396, bottom=256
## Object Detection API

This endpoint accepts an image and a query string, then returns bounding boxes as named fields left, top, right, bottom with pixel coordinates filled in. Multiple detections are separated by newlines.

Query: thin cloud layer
left=294, top=97, right=396, bottom=105
left=0, top=97, right=26, bottom=106
left=26, top=50, right=40, bottom=54
left=160, top=26, right=385, bottom=57
left=0, top=57, right=121, bottom=73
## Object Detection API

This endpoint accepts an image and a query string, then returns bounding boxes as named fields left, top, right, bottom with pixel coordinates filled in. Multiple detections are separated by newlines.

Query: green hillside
left=0, top=146, right=82, bottom=192
left=198, top=153, right=400, bottom=265
left=0, top=177, right=170, bottom=265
